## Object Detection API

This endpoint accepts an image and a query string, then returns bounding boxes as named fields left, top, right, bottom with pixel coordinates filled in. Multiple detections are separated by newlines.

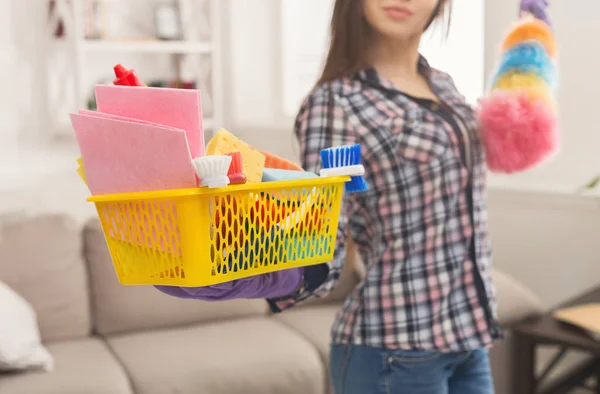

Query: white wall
left=419, top=0, right=485, bottom=106
left=0, top=0, right=16, bottom=157
left=0, top=0, right=46, bottom=152
left=224, top=0, right=289, bottom=132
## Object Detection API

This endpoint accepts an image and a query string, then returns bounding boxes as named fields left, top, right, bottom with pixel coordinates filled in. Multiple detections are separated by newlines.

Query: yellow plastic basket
left=87, top=176, right=349, bottom=286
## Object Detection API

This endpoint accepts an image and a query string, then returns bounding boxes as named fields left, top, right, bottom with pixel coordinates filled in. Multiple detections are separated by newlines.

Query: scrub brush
left=191, top=155, right=232, bottom=188
left=320, top=144, right=367, bottom=193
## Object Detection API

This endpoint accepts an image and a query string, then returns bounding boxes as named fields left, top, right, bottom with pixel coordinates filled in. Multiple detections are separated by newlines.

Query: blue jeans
left=330, top=344, right=495, bottom=394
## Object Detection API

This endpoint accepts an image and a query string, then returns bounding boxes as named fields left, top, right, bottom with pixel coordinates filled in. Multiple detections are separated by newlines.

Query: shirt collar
left=356, top=54, right=433, bottom=92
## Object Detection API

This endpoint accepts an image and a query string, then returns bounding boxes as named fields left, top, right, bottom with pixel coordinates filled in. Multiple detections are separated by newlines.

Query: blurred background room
left=1, top=1, right=600, bottom=393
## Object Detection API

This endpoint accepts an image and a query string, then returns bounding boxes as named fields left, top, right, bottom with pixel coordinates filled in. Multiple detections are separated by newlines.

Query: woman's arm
left=155, top=84, right=356, bottom=305
left=268, top=83, right=357, bottom=312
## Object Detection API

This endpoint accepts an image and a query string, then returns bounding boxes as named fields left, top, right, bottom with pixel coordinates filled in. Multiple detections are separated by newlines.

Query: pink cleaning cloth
left=78, top=110, right=182, bottom=131
left=94, top=85, right=204, bottom=158
left=71, top=113, right=197, bottom=195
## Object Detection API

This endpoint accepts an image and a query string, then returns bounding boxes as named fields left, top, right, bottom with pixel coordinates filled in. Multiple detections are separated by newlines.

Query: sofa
left=0, top=214, right=543, bottom=394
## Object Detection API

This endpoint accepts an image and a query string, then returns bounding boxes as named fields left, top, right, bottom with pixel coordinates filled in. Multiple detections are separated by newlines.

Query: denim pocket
left=388, top=349, right=443, bottom=365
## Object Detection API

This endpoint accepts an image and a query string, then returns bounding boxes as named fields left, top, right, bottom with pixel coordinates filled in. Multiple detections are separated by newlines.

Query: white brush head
left=191, top=155, right=232, bottom=188
left=320, top=164, right=365, bottom=177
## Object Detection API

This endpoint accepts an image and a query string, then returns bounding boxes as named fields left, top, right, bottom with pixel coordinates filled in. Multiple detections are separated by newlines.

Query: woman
left=157, top=0, right=549, bottom=392
left=278, top=1, right=502, bottom=392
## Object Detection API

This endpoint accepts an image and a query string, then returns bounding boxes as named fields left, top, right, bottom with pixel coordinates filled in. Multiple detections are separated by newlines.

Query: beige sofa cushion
left=107, top=317, right=324, bottom=394
left=84, top=219, right=268, bottom=336
left=0, top=338, right=132, bottom=394
left=273, top=305, right=338, bottom=363
left=0, top=214, right=90, bottom=342
left=273, top=305, right=340, bottom=394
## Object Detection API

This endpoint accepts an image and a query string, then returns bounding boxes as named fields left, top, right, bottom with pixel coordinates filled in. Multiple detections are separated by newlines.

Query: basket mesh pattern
left=95, top=182, right=344, bottom=286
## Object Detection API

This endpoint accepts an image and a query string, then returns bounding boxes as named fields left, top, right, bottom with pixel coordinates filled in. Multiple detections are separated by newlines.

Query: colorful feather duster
left=478, top=0, right=559, bottom=174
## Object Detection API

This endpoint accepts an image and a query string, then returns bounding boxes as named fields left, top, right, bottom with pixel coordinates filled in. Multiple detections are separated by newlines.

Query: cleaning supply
left=262, top=168, right=318, bottom=182
left=502, top=18, right=556, bottom=58
left=520, top=0, right=551, bottom=26
left=75, top=64, right=350, bottom=288
left=113, top=64, right=146, bottom=87
left=491, top=41, right=557, bottom=88
left=95, top=84, right=205, bottom=158
left=247, top=196, right=295, bottom=231
left=225, top=151, right=247, bottom=185
left=75, top=110, right=195, bottom=186
left=71, top=113, right=197, bottom=195
left=478, top=1, right=558, bottom=174
left=191, top=155, right=232, bottom=188
left=254, top=149, right=304, bottom=171
left=491, top=71, right=556, bottom=109
left=206, top=129, right=265, bottom=183
left=320, top=144, right=368, bottom=193
left=77, top=109, right=184, bottom=129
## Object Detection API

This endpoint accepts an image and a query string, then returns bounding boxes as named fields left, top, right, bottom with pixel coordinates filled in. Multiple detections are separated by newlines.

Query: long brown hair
left=317, top=0, right=452, bottom=85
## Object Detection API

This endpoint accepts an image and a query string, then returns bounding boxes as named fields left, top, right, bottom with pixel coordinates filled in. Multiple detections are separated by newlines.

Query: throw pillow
left=0, top=281, right=53, bottom=372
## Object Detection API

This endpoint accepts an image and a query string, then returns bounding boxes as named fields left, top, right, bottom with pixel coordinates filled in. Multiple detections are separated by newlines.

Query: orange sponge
left=254, top=149, right=304, bottom=171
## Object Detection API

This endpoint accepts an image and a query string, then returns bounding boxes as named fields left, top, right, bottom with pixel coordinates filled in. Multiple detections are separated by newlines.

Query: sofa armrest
left=490, top=269, right=543, bottom=394
left=492, top=268, right=543, bottom=327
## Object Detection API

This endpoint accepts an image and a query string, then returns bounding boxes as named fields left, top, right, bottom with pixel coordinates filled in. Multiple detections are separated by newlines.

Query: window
left=279, top=0, right=485, bottom=117
left=419, top=0, right=485, bottom=105
left=279, top=0, right=334, bottom=117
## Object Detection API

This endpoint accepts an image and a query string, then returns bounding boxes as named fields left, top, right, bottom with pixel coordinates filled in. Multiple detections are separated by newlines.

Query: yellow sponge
left=206, top=129, right=265, bottom=183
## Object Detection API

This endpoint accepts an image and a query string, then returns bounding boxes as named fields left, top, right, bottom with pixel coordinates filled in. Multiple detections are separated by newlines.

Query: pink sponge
left=478, top=91, right=559, bottom=174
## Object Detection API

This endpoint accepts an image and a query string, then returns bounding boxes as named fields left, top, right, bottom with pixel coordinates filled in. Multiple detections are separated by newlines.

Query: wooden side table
left=513, top=287, right=600, bottom=394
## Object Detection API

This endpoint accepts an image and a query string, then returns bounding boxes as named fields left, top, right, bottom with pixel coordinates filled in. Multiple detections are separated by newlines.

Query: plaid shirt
left=270, top=57, right=502, bottom=352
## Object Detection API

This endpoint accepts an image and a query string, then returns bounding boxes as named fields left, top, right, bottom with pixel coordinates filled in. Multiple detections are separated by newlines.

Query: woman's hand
left=155, top=267, right=304, bottom=301
left=519, top=0, right=551, bottom=26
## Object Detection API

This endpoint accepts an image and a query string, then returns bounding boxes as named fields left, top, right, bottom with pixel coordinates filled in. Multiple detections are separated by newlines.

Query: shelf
left=82, top=40, right=212, bottom=54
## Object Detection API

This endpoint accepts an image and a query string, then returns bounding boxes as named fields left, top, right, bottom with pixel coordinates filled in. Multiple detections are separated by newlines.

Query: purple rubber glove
left=520, top=0, right=551, bottom=27
left=155, top=267, right=304, bottom=301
